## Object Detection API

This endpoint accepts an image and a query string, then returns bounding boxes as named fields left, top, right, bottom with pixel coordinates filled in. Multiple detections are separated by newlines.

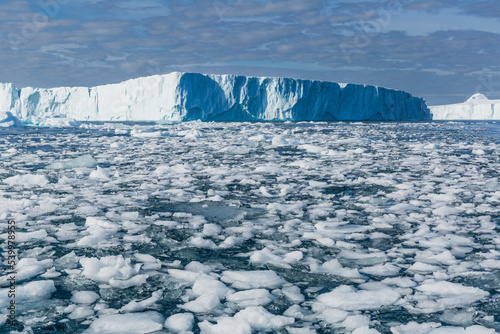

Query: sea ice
left=234, top=306, right=295, bottom=331
left=226, top=289, right=275, bottom=307
left=1, top=121, right=499, bottom=333
left=179, top=293, right=222, bottom=313
left=71, top=291, right=100, bottom=304
left=0, top=280, right=56, bottom=307
left=83, top=311, right=164, bottom=334
left=47, top=154, right=98, bottom=169
left=314, top=285, right=401, bottom=311
left=80, top=255, right=142, bottom=283
left=192, top=277, right=232, bottom=298
left=0, top=258, right=53, bottom=286
left=221, top=270, right=285, bottom=289
left=165, top=313, right=195, bottom=333
left=3, top=174, right=49, bottom=187
left=431, top=93, right=500, bottom=120
left=198, top=317, right=252, bottom=334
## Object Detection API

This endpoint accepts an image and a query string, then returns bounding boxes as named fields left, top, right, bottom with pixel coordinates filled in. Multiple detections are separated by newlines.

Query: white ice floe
left=71, top=291, right=100, bottom=304
left=47, top=154, right=98, bottom=169
left=77, top=217, right=121, bottom=248
left=164, top=313, right=195, bottom=333
left=80, top=255, right=142, bottom=283
left=411, top=281, right=489, bottom=313
left=83, top=311, right=164, bottom=334
left=3, top=174, right=49, bottom=187
left=0, top=280, right=56, bottom=307
left=221, top=270, right=286, bottom=290
left=198, top=317, right=252, bottom=334
left=310, top=259, right=364, bottom=279
left=281, top=285, right=305, bottom=303
left=120, top=291, right=162, bottom=313
left=390, top=322, right=496, bottom=334
left=179, top=293, right=221, bottom=313
left=0, top=258, right=53, bottom=286
left=109, top=274, right=149, bottom=289
left=130, top=129, right=171, bottom=138
left=360, top=263, right=401, bottom=277
left=226, top=289, right=274, bottom=307
left=89, top=166, right=110, bottom=180
left=192, top=276, right=232, bottom=299
left=234, top=306, right=295, bottom=331
left=0, top=230, right=48, bottom=243
left=314, top=285, right=401, bottom=311
left=68, top=306, right=94, bottom=320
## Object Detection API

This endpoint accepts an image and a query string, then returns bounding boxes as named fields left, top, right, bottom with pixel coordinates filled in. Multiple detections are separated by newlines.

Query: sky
left=0, top=0, right=499, bottom=105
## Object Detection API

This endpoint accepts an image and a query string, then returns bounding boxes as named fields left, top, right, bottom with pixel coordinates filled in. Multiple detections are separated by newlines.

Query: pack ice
left=0, top=72, right=430, bottom=123
left=431, top=93, right=500, bottom=120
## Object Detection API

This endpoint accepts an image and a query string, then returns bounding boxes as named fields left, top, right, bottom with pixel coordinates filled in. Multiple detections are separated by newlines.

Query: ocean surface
left=1, top=121, right=499, bottom=333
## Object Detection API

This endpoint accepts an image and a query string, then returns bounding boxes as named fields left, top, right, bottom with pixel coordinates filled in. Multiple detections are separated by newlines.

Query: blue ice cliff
left=0, top=72, right=431, bottom=123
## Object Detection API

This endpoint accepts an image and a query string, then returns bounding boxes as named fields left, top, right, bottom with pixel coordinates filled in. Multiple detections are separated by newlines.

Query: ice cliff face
left=0, top=72, right=430, bottom=123
left=431, top=93, right=500, bottom=120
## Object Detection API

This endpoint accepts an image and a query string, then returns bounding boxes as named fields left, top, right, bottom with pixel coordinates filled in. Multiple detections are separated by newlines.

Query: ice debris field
left=1, top=121, right=500, bottom=333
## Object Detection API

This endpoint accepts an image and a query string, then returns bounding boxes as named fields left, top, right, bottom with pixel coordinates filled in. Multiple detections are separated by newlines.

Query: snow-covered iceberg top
left=0, top=72, right=430, bottom=124
left=431, top=93, right=500, bottom=120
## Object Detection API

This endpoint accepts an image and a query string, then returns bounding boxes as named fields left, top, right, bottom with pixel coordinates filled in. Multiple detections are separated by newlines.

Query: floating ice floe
left=198, top=317, right=252, bottom=334
left=79, top=255, right=143, bottom=285
left=71, top=291, right=100, bottom=304
left=221, top=270, right=286, bottom=290
left=0, top=280, right=56, bottom=307
left=0, top=258, right=53, bottom=286
left=313, top=284, right=401, bottom=311
left=164, top=313, right=195, bottom=332
left=83, top=311, right=164, bottom=334
left=234, top=306, right=295, bottom=331
left=47, top=154, right=98, bottom=169
left=226, top=289, right=275, bottom=307
left=89, top=166, right=111, bottom=180
left=179, top=293, right=222, bottom=313
left=3, top=174, right=49, bottom=187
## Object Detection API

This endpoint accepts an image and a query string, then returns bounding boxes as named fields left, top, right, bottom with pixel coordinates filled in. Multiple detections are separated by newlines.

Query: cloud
left=386, top=8, right=500, bottom=36
left=40, top=43, right=86, bottom=54
left=0, top=0, right=499, bottom=105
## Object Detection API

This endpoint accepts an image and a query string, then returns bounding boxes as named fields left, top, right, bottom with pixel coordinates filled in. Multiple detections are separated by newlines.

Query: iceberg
left=431, top=93, right=500, bottom=120
left=0, top=72, right=430, bottom=123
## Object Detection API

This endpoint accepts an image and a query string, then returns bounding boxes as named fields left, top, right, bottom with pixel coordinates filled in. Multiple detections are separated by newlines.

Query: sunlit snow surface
left=1, top=121, right=500, bottom=334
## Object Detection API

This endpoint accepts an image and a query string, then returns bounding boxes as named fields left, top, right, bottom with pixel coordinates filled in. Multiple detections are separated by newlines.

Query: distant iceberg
left=0, top=72, right=430, bottom=124
left=431, top=93, right=500, bottom=120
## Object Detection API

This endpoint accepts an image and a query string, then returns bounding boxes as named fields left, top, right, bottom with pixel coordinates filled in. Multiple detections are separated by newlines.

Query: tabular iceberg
left=431, top=93, right=500, bottom=120
left=0, top=72, right=430, bottom=123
